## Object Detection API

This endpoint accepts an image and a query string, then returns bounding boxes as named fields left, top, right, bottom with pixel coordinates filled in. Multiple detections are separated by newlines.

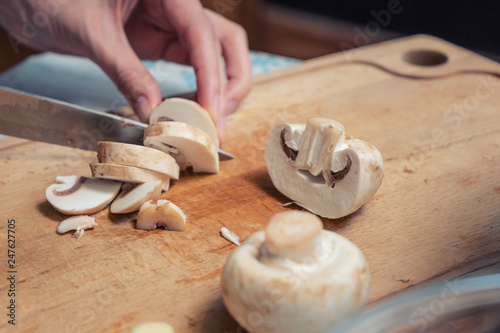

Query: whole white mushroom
left=221, top=211, right=370, bottom=333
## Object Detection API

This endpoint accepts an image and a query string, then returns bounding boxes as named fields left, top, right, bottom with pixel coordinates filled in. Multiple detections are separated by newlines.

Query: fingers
left=205, top=10, right=252, bottom=116
left=161, top=0, right=224, bottom=126
left=89, top=23, right=162, bottom=123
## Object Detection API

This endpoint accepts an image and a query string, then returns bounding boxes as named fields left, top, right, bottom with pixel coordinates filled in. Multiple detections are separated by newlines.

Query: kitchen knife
left=0, top=87, right=234, bottom=161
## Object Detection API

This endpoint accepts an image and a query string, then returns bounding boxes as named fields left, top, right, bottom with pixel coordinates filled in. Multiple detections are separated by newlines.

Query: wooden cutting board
left=1, top=35, right=499, bottom=332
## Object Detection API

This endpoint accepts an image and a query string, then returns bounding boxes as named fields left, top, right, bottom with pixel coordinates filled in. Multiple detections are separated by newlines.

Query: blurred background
left=201, top=0, right=500, bottom=61
left=1, top=0, right=499, bottom=73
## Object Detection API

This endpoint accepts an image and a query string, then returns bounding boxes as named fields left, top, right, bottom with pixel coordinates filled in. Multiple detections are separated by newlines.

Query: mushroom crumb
left=56, top=215, right=97, bottom=241
left=221, top=227, right=240, bottom=246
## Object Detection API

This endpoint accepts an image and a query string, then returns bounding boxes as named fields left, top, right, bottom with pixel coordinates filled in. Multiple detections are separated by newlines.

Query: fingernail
left=226, top=100, right=238, bottom=115
left=135, top=95, right=151, bottom=123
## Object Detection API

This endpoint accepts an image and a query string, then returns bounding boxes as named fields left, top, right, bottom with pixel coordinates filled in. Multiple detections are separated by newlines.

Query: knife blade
left=0, top=87, right=234, bottom=161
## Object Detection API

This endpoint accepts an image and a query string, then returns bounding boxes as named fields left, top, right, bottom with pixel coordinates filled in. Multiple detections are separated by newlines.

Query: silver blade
left=0, top=87, right=234, bottom=161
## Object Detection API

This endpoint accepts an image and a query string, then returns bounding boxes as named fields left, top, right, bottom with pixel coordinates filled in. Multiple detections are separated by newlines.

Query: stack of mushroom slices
left=46, top=98, right=221, bottom=241
left=265, top=117, right=384, bottom=219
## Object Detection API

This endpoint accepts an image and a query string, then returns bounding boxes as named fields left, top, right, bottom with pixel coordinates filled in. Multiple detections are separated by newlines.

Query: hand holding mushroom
left=265, top=117, right=384, bottom=219
left=221, top=211, right=370, bottom=333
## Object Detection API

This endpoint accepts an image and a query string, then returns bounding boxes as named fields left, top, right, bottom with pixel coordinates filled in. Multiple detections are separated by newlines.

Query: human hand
left=0, top=0, right=252, bottom=141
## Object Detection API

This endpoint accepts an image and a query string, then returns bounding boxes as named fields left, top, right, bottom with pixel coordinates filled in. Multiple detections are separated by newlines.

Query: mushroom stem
left=262, top=211, right=329, bottom=264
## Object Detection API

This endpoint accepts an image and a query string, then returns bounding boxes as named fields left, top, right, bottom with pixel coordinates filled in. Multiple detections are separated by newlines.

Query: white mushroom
left=265, top=117, right=383, bottom=219
left=149, top=98, right=220, bottom=148
left=97, top=141, right=180, bottom=180
left=144, top=122, right=219, bottom=174
left=90, top=162, right=170, bottom=192
left=136, top=199, right=186, bottom=231
left=56, top=215, right=98, bottom=241
left=110, top=181, right=163, bottom=214
left=221, top=211, right=370, bottom=333
left=46, top=176, right=121, bottom=215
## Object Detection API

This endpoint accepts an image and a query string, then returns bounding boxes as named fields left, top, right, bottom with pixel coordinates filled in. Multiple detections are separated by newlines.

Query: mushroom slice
left=46, top=176, right=121, bottom=215
left=149, top=98, right=220, bottom=148
left=136, top=199, right=186, bottom=231
left=221, top=211, right=370, bottom=333
left=97, top=141, right=180, bottom=180
left=56, top=215, right=97, bottom=241
left=90, top=162, right=170, bottom=184
left=265, top=117, right=383, bottom=219
left=144, top=122, right=219, bottom=174
left=110, top=180, right=163, bottom=214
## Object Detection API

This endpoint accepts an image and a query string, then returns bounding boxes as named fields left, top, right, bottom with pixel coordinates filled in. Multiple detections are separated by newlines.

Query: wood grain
left=1, top=35, right=499, bottom=332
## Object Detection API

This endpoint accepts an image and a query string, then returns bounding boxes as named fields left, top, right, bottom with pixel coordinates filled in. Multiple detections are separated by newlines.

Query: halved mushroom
left=56, top=215, right=97, bottom=241
left=110, top=180, right=163, bottom=214
left=97, top=141, right=180, bottom=180
left=136, top=199, right=186, bottom=231
left=149, top=98, right=220, bottom=148
left=90, top=162, right=170, bottom=191
left=221, top=211, right=370, bottom=333
left=265, top=117, right=383, bottom=219
left=144, top=122, right=219, bottom=174
left=46, top=176, right=121, bottom=215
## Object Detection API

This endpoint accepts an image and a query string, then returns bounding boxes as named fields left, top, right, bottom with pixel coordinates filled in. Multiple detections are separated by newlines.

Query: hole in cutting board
left=403, top=49, right=448, bottom=66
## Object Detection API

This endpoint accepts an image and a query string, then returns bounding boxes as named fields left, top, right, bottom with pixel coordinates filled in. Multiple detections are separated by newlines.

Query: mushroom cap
left=221, top=222, right=370, bottom=333
left=110, top=180, right=163, bottom=214
left=97, top=141, right=180, bottom=180
left=144, top=122, right=219, bottom=174
left=265, top=121, right=383, bottom=219
left=149, top=98, right=220, bottom=148
left=136, top=199, right=186, bottom=231
left=46, top=176, right=121, bottom=215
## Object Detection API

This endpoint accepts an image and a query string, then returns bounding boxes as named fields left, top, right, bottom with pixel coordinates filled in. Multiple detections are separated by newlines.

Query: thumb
left=91, top=39, right=162, bottom=123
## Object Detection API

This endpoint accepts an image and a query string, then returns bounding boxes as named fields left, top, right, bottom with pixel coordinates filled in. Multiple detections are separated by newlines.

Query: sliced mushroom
left=97, top=141, right=180, bottom=180
left=149, top=98, right=220, bottom=148
left=90, top=162, right=170, bottom=191
left=110, top=180, right=163, bottom=214
left=265, top=117, right=383, bottom=218
left=136, top=199, right=186, bottom=231
left=221, top=211, right=370, bottom=333
left=144, top=122, right=219, bottom=174
left=46, top=176, right=121, bottom=215
left=56, top=215, right=97, bottom=241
